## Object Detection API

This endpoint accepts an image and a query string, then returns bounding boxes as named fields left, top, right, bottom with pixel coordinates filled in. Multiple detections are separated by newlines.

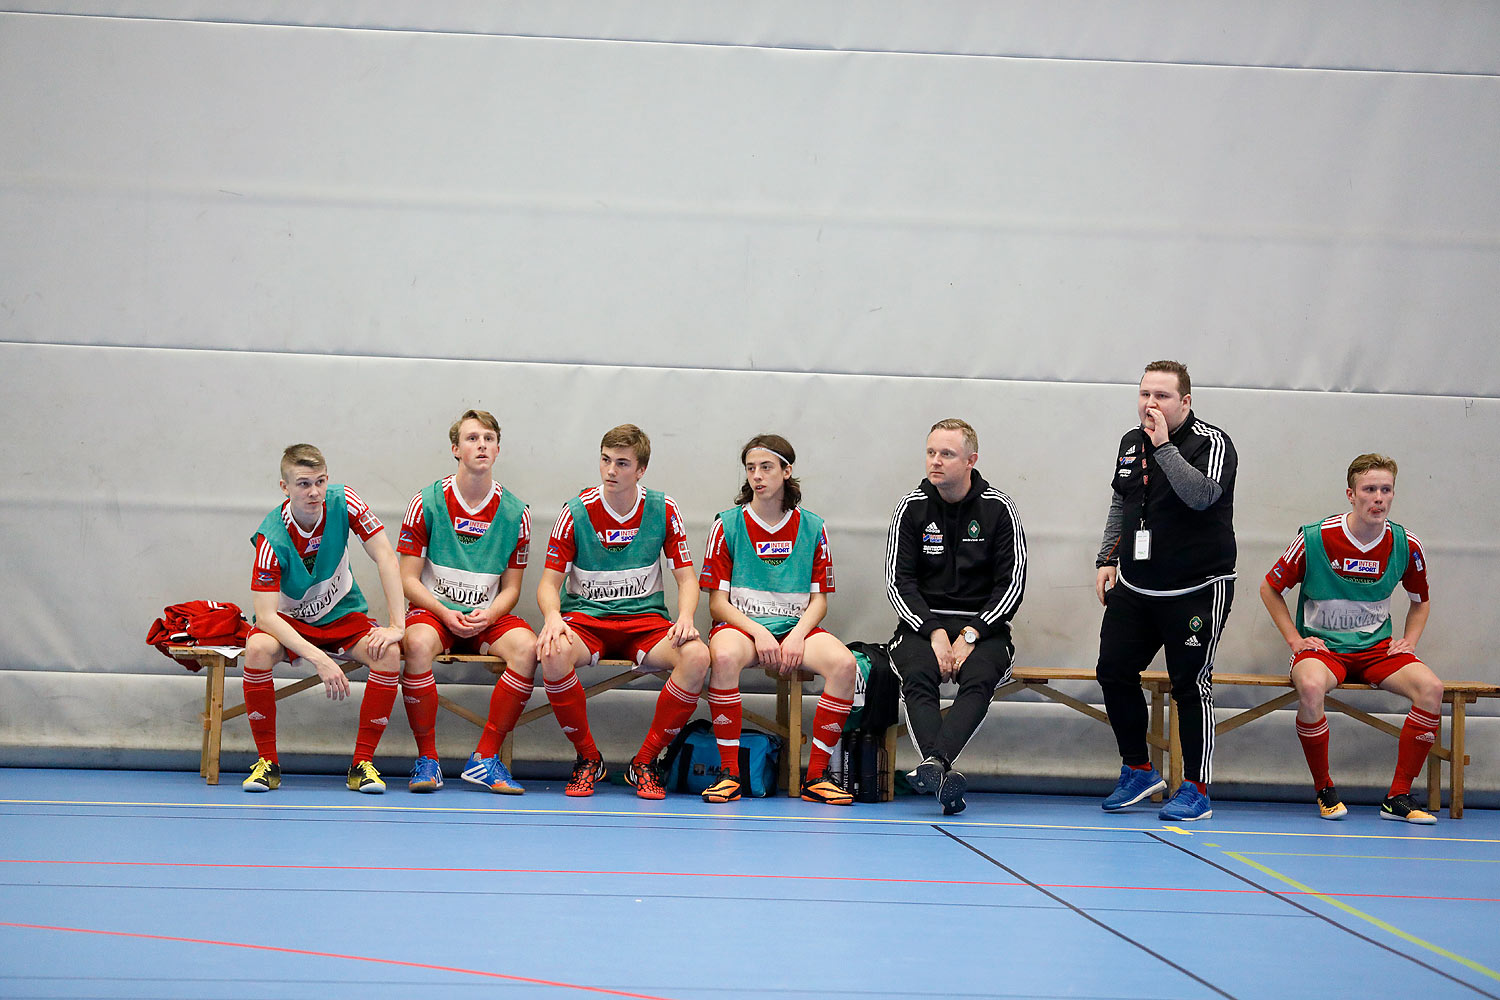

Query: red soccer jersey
left=699, top=507, right=835, bottom=594
left=251, top=487, right=383, bottom=592
left=1264, top=514, right=1428, bottom=602
left=396, top=476, right=529, bottom=570
left=544, top=485, right=694, bottom=573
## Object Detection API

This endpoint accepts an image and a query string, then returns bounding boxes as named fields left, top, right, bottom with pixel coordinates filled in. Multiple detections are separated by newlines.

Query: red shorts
left=562, top=612, right=674, bottom=665
left=405, top=608, right=533, bottom=654
left=247, top=610, right=378, bottom=662
left=709, top=621, right=829, bottom=643
left=1290, top=638, right=1421, bottom=687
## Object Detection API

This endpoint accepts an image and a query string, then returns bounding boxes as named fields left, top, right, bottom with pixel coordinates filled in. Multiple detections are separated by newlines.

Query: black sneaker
left=939, top=767, right=967, bottom=815
left=1316, top=786, right=1347, bottom=820
left=1379, top=793, right=1436, bottom=825
left=908, top=756, right=946, bottom=795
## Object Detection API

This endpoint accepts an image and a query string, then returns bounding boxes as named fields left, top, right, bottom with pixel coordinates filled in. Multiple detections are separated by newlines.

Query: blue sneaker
left=1158, top=782, right=1212, bottom=822
left=409, top=756, right=443, bottom=793
left=461, top=752, right=525, bottom=795
left=1101, top=765, right=1167, bottom=811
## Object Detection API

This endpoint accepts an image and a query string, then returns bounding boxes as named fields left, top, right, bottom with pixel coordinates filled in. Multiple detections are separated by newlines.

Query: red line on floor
left=0, top=921, right=674, bottom=999
left=2, top=858, right=1494, bottom=903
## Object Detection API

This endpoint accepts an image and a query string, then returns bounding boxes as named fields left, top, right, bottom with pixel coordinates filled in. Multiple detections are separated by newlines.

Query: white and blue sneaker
left=409, top=755, right=443, bottom=793
left=461, top=751, right=525, bottom=795
left=1158, top=782, right=1212, bottom=822
left=1101, top=764, right=1167, bottom=811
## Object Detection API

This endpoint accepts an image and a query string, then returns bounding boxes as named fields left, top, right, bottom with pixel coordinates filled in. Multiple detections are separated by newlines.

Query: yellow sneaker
left=242, top=757, right=281, bottom=792
left=347, top=760, right=386, bottom=794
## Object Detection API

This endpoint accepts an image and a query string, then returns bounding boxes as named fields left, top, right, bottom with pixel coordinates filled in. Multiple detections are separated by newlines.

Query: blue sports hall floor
left=1, top=767, right=1496, bottom=1000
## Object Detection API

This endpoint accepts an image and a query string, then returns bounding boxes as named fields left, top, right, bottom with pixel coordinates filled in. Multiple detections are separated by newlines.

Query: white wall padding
left=3, top=10, right=1497, bottom=395
left=1, top=342, right=1495, bottom=698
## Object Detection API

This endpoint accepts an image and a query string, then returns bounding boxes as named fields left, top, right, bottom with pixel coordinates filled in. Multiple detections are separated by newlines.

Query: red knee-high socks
left=1390, top=707, right=1440, bottom=797
left=242, top=667, right=278, bottom=763
left=545, top=670, right=601, bottom=761
left=806, top=693, right=853, bottom=781
left=475, top=669, right=534, bottom=758
left=401, top=670, right=439, bottom=759
left=634, top=678, right=700, bottom=765
left=706, top=686, right=743, bottom=776
left=1296, top=715, right=1332, bottom=790
left=353, top=670, right=400, bottom=764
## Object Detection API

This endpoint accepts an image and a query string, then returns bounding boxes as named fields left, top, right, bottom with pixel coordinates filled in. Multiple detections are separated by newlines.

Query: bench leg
left=1168, top=701, right=1182, bottom=794
left=1149, top=686, right=1166, bottom=802
left=1427, top=708, right=1443, bottom=813
left=1452, top=697, right=1468, bottom=819
left=200, top=662, right=213, bottom=779
left=202, top=654, right=226, bottom=785
left=784, top=678, right=803, bottom=797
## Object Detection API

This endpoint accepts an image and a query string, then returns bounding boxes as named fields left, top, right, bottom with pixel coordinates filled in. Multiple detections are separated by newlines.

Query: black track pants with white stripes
left=1095, top=579, right=1233, bottom=785
left=890, top=620, right=1014, bottom=766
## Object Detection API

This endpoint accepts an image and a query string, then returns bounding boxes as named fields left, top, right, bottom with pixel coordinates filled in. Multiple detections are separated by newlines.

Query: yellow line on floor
left=3, top=798, right=1498, bottom=843
left=1226, top=851, right=1500, bottom=982
left=1233, top=851, right=1500, bottom=863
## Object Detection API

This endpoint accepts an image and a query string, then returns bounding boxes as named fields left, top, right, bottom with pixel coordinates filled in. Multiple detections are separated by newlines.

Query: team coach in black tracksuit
left=1095, top=361, right=1236, bottom=823
left=885, top=418, right=1027, bottom=815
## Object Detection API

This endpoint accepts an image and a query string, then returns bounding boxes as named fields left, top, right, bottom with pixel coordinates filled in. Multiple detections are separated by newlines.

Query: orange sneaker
left=800, top=774, right=854, bottom=806
left=702, top=774, right=742, bottom=803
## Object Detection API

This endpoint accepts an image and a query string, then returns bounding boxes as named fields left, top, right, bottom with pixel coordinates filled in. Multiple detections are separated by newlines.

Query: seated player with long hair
left=699, top=434, right=857, bottom=805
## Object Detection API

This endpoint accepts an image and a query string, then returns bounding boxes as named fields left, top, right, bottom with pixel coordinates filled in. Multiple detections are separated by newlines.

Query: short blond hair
left=601, top=424, right=651, bottom=468
left=280, top=443, right=326, bottom=482
left=1347, top=453, right=1398, bottom=488
left=449, top=409, right=501, bottom=448
left=929, top=418, right=978, bottom=455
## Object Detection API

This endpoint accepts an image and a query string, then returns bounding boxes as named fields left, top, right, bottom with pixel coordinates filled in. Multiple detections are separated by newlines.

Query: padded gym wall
left=2, top=3, right=1496, bottom=794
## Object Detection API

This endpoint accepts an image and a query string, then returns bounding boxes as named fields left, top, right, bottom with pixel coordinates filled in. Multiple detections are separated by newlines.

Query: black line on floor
left=935, top=824, right=1239, bottom=1000
left=1145, top=832, right=1498, bottom=999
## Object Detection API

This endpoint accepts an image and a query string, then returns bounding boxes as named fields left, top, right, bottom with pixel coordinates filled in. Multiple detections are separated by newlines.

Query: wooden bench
left=882, top=666, right=1498, bottom=816
left=170, top=645, right=815, bottom=795
left=880, top=667, right=1175, bottom=801
left=1204, top=672, right=1499, bottom=818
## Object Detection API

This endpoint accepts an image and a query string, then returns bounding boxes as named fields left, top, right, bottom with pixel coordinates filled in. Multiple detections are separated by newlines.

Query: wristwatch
left=960, top=627, right=979, bottom=645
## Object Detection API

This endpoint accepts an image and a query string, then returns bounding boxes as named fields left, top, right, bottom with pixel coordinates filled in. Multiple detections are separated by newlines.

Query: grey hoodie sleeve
left=1152, top=443, right=1223, bottom=511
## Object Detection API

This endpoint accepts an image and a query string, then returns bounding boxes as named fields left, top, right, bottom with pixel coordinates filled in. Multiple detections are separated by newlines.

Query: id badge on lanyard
left=1134, top=451, right=1151, bottom=561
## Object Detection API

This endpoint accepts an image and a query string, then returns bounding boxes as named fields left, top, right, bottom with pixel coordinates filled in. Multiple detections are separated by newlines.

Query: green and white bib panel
left=561, top=489, right=671, bottom=620
left=718, top=506, right=824, bottom=636
left=418, top=479, right=526, bottom=613
left=252, top=484, right=368, bottom=625
left=1296, top=520, right=1409, bottom=654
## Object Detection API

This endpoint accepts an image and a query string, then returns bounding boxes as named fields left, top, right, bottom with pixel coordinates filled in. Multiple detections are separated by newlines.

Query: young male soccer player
left=243, top=444, right=407, bottom=793
left=396, top=409, right=537, bottom=794
left=699, top=435, right=856, bottom=805
left=1259, top=454, right=1443, bottom=824
left=536, top=424, right=710, bottom=799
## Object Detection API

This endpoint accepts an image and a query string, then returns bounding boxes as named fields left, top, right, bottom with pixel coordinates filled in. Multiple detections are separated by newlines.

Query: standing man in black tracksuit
left=885, top=418, right=1027, bottom=815
left=1095, top=360, right=1236, bottom=822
